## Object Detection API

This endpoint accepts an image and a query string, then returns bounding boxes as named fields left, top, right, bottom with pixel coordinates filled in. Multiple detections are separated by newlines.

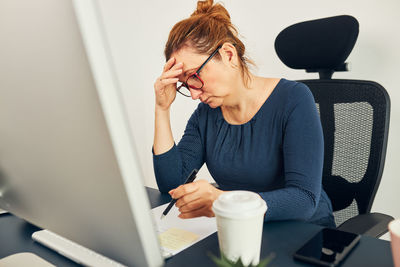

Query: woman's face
left=171, top=45, right=237, bottom=108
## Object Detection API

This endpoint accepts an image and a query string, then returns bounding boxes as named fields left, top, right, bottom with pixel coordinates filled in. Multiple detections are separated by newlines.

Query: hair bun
left=191, top=0, right=231, bottom=24
left=192, top=0, right=214, bottom=15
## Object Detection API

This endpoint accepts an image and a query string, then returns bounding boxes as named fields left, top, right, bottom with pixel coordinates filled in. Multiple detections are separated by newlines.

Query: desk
left=0, top=187, right=394, bottom=266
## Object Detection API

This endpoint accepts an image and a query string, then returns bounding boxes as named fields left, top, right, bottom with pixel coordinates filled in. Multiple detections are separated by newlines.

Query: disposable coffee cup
left=389, top=219, right=400, bottom=267
left=212, top=191, right=267, bottom=266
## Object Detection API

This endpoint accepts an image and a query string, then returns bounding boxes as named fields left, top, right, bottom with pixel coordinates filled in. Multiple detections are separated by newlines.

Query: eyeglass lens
left=177, top=75, right=203, bottom=97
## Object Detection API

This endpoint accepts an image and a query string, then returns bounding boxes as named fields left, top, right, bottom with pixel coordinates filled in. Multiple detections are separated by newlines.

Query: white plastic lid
left=212, top=191, right=267, bottom=220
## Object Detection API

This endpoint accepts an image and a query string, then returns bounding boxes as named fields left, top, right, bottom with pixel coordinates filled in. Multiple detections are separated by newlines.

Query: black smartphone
left=293, top=228, right=361, bottom=267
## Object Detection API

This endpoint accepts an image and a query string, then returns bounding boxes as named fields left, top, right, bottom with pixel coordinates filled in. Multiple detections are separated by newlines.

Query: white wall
left=97, top=0, right=400, bottom=220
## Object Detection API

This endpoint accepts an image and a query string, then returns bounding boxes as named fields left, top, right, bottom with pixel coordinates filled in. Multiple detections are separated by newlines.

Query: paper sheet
left=152, top=203, right=217, bottom=257
left=158, top=228, right=199, bottom=250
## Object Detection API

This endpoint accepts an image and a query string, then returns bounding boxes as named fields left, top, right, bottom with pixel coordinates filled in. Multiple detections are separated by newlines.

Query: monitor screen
left=0, top=0, right=163, bottom=266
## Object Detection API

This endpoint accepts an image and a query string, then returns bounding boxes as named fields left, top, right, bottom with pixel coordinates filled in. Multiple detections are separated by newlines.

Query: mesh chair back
left=274, top=15, right=391, bottom=226
left=300, top=79, right=390, bottom=226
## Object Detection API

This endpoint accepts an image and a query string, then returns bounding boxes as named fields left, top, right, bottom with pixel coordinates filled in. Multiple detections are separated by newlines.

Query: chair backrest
left=275, top=15, right=390, bottom=226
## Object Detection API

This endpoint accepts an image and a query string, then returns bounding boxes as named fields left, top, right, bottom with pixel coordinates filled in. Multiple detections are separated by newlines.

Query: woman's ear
left=219, top=42, right=239, bottom=68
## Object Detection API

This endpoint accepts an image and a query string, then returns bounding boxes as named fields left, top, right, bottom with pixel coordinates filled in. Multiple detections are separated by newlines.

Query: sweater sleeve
left=260, top=85, right=324, bottom=221
left=153, top=105, right=205, bottom=193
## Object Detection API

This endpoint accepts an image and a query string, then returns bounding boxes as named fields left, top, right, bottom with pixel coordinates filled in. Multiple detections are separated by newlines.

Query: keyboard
left=32, top=230, right=126, bottom=267
left=0, top=252, right=55, bottom=267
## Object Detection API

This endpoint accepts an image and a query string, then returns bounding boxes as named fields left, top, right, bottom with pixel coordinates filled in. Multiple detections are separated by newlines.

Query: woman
left=153, top=0, right=335, bottom=227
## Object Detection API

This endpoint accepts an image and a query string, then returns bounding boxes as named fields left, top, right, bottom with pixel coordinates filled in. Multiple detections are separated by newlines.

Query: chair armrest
left=337, top=212, right=394, bottom=238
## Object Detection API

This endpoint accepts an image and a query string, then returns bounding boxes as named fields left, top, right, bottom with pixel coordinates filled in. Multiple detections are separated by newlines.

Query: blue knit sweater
left=153, top=79, right=335, bottom=227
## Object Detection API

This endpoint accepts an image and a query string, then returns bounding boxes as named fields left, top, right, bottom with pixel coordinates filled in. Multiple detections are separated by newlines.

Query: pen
left=160, top=169, right=198, bottom=220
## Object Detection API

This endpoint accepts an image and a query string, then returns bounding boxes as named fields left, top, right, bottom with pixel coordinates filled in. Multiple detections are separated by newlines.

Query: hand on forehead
left=171, top=46, right=209, bottom=77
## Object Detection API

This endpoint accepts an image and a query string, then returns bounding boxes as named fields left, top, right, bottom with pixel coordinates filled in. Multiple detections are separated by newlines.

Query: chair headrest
left=274, top=15, right=359, bottom=71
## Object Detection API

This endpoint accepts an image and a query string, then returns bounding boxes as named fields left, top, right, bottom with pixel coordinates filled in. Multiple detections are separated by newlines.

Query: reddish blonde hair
left=164, top=0, right=253, bottom=86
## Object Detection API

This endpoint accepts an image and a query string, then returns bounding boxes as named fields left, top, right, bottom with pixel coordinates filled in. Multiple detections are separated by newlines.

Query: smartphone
left=293, top=228, right=361, bottom=267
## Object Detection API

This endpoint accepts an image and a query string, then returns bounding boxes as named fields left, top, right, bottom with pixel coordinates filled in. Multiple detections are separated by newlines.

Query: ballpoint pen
left=160, top=169, right=198, bottom=219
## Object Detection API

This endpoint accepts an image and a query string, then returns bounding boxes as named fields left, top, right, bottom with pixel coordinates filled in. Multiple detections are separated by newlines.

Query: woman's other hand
left=169, top=180, right=224, bottom=219
left=154, top=57, right=183, bottom=111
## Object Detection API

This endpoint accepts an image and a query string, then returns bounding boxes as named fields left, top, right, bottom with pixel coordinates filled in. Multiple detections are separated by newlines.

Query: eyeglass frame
left=176, top=45, right=222, bottom=97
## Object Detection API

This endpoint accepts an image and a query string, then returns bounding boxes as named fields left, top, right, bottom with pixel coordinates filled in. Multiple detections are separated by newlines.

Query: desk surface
left=0, top=187, right=394, bottom=267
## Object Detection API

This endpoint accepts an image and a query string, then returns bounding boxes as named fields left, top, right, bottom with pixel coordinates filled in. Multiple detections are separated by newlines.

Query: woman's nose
left=190, top=89, right=202, bottom=100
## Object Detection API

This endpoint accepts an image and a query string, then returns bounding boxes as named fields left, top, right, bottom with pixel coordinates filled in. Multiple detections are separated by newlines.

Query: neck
left=221, top=74, right=267, bottom=124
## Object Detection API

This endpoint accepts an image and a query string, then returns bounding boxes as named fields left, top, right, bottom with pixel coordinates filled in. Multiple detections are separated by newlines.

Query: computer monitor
left=0, top=0, right=163, bottom=266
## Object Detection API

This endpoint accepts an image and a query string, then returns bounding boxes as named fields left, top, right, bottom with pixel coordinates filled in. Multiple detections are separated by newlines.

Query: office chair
left=274, top=15, right=393, bottom=237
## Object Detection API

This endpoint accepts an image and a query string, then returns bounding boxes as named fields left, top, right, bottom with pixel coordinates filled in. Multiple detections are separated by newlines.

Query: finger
left=161, top=68, right=182, bottom=80
left=170, top=61, right=183, bottom=71
left=171, top=183, right=198, bottom=199
left=179, top=205, right=206, bottom=218
left=163, top=57, right=176, bottom=72
left=179, top=206, right=215, bottom=219
left=175, top=192, right=201, bottom=208
left=156, top=78, right=179, bottom=91
left=178, top=197, right=203, bottom=211
left=159, top=77, right=179, bottom=85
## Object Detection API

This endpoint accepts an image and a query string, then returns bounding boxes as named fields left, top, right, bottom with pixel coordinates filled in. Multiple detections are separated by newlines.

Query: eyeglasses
left=176, top=45, right=222, bottom=97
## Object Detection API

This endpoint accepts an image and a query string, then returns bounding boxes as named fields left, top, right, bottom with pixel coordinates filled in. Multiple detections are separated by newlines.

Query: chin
left=207, top=100, right=222, bottom=109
